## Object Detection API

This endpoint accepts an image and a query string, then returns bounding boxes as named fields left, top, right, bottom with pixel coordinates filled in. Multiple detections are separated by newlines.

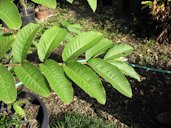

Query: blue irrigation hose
left=15, top=82, right=23, bottom=88
left=15, top=59, right=171, bottom=88
left=77, top=59, right=87, bottom=63
left=128, top=63, right=171, bottom=74
left=77, top=59, right=171, bottom=74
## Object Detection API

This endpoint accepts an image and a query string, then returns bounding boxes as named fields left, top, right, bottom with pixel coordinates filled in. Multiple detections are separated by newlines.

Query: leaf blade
left=0, top=35, right=15, bottom=59
left=13, top=104, right=25, bottom=117
left=14, top=62, right=50, bottom=97
left=88, top=58, right=132, bottom=98
left=86, top=38, right=113, bottom=60
left=39, top=59, right=73, bottom=104
left=0, top=65, right=17, bottom=104
left=0, top=0, right=21, bottom=29
left=12, top=23, right=40, bottom=63
left=67, top=24, right=82, bottom=34
left=37, top=26, right=67, bottom=62
left=63, top=62, right=106, bottom=104
left=104, top=44, right=133, bottom=60
left=62, top=31, right=103, bottom=62
left=31, top=0, right=57, bottom=9
left=107, top=60, right=140, bottom=81
left=66, top=0, right=74, bottom=4
left=87, top=0, right=97, bottom=12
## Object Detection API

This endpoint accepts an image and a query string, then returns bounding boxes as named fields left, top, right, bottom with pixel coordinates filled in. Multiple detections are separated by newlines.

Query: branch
left=3, top=60, right=87, bottom=67
left=4, top=64, right=21, bottom=67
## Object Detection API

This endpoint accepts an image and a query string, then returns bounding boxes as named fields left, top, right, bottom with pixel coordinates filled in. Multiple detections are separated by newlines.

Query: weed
left=52, top=112, right=116, bottom=128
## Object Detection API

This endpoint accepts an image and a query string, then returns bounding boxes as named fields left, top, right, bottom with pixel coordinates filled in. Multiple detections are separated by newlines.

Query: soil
left=31, top=1, right=171, bottom=128
left=24, top=101, right=40, bottom=128
left=43, top=69, right=171, bottom=128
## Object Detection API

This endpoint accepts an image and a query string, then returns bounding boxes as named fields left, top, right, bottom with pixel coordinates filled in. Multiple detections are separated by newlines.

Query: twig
left=4, top=63, right=39, bottom=67
left=4, top=64, right=22, bottom=67
left=3, top=60, right=88, bottom=67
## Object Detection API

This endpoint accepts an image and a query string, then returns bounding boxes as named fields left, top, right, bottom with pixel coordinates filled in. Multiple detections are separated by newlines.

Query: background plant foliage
left=0, top=0, right=97, bottom=29
left=0, top=22, right=140, bottom=105
left=142, top=0, right=171, bottom=43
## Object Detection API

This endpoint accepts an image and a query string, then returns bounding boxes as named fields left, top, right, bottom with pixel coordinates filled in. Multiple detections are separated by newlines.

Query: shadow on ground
left=55, top=2, right=171, bottom=127
left=61, top=0, right=156, bottom=39
left=73, top=68, right=171, bottom=128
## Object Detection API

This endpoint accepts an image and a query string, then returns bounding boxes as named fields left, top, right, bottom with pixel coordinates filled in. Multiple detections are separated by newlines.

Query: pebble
left=140, top=90, right=144, bottom=95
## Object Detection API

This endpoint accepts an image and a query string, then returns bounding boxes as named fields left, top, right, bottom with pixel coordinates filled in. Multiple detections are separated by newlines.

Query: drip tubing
left=15, top=59, right=171, bottom=87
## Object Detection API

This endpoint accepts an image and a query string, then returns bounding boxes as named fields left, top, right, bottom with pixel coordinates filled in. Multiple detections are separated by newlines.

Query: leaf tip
left=127, top=91, right=133, bottom=98
left=99, top=99, right=106, bottom=105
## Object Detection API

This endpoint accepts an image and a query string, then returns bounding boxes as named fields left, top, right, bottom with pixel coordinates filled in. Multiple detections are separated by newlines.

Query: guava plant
left=0, top=0, right=97, bottom=29
left=0, top=23, right=140, bottom=105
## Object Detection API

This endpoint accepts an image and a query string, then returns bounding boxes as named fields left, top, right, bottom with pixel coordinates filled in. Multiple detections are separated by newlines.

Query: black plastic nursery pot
left=0, top=91, right=49, bottom=128
left=19, top=2, right=35, bottom=14
left=20, top=11, right=36, bottom=26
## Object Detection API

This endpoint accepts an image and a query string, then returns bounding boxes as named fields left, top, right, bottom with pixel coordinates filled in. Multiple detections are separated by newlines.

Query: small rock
left=159, top=92, right=163, bottom=95
left=140, top=90, right=144, bottom=95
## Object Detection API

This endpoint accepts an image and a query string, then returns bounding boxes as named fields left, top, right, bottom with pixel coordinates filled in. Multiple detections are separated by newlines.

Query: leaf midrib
left=65, top=65, right=91, bottom=93
left=21, top=29, right=38, bottom=61
left=86, top=43, right=113, bottom=60
left=89, top=61, right=131, bottom=96
left=66, top=37, right=102, bottom=61
left=0, top=10, right=14, bottom=26
left=43, top=32, right=61, bottom=58
left=42, top=64, right=71, bottom=100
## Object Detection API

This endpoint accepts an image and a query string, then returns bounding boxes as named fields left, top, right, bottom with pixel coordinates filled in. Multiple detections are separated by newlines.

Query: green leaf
left=12, top=23, right=40, bottom=63
left=88, top=58, right=132, bottom=98
left=0, top=0, right=21, bottom=29
left=13, top=104, right=25, bottom=117
left=37, top=26, right=67, bottom=62
left=62, top=31, right=103, bottom=62
left=0, top=65, right=17, bottom=104
left=141, top=1, right=153, bottom=5
left=66, top=0, right=74, bottom=4
left=14, top=62, right=50, bottom=97
left=0, top=35, right=15, bottom=59
left=104, top=44, right=133, bottom=60
left=39, top=59, right=73, bottom=104
left=60, top=20, right=71, bottom=28
left=87, top=0, right=97, bottom=12
left=63, top=62, right=106, bottom=104
left=107, top=60, right=140, bottom=81
left=65, top=33, right=74, bottom=42
left=113, top=57, right=127, bottom=62
left=31, top=0, right=57, bottom=9
left=67, top=24, right=82, bottom=34
left=86, top=38, right=113, bottom=60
